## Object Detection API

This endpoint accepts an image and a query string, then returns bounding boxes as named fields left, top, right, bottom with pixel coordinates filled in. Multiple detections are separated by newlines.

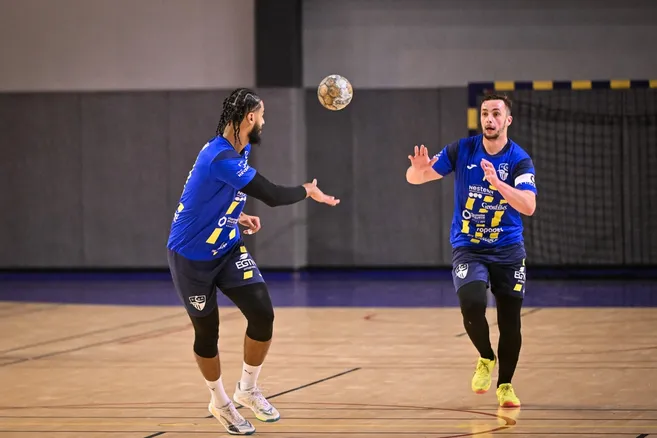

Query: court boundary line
left=0, top=311, right=242, bottom=368
left=0, top=432, right=645, bottom=436
left=143, top=367, right=361, bottom=438
left=0, top=311, right=183, bottom=356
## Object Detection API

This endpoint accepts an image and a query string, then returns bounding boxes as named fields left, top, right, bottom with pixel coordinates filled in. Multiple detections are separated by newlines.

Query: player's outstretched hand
left=303, top=179, right=340, bottom=206
left=408, top=145, right=438, bottom=170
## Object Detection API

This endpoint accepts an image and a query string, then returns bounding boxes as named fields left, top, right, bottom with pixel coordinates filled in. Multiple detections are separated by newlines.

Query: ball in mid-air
left=317, top=74, right=353, bottom=111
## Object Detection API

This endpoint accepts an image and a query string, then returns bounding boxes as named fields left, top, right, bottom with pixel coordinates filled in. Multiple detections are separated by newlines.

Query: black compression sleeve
left=240, top=172, right=307, bottom=207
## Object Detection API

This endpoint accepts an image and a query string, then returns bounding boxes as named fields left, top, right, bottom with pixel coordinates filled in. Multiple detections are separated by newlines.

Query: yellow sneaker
left=496, top=383, right=521, bottom=407
left=471, top=357, right=496, bottom=394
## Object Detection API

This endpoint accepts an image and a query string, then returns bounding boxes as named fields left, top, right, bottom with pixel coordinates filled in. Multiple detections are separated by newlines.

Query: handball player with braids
left=167, top=88, right=339, bottom=435
left=406, top=94, right=537, bottom=408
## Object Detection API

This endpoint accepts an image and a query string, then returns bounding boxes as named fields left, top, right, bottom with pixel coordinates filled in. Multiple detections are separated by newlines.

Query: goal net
left=468, top=81, right=657, bottom=266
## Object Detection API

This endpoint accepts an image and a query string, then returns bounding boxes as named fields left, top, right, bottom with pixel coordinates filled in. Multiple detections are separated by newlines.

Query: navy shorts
left=451, top=243, right=527, bottom=298
left=167, top=241, right=265, bottom=317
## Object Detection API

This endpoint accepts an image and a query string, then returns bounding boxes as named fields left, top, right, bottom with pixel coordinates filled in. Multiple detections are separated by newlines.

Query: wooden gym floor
left=0, top=273, right=656, bottom=437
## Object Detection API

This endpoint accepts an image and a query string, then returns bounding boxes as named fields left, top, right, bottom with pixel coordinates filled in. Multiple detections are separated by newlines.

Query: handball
left=317, top=74, right=353, bottom=111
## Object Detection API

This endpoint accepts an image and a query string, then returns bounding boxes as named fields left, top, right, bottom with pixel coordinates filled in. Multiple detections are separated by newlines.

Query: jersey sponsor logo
left=235, top=253, right=257, bottom=270
left=466, top=164, right=477, bottom=169
left=477, top=236, right=500, bottom=244
left=217, top=216, right=239, bottom=227
left=514, top=266, right=526, bottom=282
left=462, top=210, right=486, bottom=221
left=497, top=163, right=509, bottom=181
left=474, top=227, right=504, bottom=234
left=481, top=202, right=507, bottom=211
left=237, top=161, right=251, bottom=177
left=211, top=242, right=228, bottom=256
left=468, top=192, right=483, bottom=199
left=235, top=191, right=248, bottom=202
left=514, top=173, right=536, bottom=187
left=189, top=295, right=207, bottom=311
left=455, top=263, right=469, bottom=279
left=469, top=185, right=494, bottom=195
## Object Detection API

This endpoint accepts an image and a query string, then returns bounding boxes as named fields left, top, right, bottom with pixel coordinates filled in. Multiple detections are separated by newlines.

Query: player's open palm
left=480, top=158, right=500, bottom=185
left=303, top=179, right=340, bottom=206
left=408, top=145, right=438, bottom=171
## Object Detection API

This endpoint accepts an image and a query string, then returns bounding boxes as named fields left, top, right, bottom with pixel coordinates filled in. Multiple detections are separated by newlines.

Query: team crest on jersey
left=189, top=295, right=207, bottom=311
left=497, top=163, right=509, bottom=181
left=455, top=263, right=469, bottom=279
left=234, top=191, right=247, bottom=202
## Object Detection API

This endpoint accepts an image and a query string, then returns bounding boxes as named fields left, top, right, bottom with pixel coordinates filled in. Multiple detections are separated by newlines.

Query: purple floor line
left=0, top=271, right=656, bottom=307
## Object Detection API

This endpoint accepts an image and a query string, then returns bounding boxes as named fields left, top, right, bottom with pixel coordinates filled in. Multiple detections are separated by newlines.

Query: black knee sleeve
left=457, top=280, right=488, bottom=320
left=223, top=283, right=275, bottom=342
left=494, top=293, right=523, bottom=385
left=457, top=280, right=495, bottom=360
left=190, top=307, right=219, bottom=358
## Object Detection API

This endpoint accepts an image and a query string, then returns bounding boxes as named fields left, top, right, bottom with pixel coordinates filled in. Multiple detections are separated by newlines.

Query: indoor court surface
left=1, top=272, right=656, bottom=437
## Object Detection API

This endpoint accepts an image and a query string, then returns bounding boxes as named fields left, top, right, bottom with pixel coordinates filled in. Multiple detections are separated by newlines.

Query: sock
left=240, top=362, right=262, bottom=391
left=205, top=376, right=231, bottom=408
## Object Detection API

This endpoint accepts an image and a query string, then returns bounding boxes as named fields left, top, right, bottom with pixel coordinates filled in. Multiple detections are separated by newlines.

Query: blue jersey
left=432, top=134, right=537, bottom=249
left=167, top=136, right=256, bottom=261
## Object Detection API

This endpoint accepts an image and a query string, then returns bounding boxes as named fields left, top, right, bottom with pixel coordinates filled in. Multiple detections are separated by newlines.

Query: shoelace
left=247, top=387, right=272, bottom=411
left=498, top=385, right=512, bottom=397
left=476, top=361, right=489, bottom=374
left=223, top=403, right=247, bottom=424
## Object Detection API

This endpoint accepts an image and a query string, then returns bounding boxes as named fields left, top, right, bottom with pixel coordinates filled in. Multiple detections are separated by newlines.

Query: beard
left=483, top=129, right=500, bottom=140
left=483, top=122, right=505, bottom=140
left=247, top=123, right=262, bottom=145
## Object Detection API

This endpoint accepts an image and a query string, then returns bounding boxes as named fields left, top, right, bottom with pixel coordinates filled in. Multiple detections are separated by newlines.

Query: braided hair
left=216, top=88, right=262, bottom=146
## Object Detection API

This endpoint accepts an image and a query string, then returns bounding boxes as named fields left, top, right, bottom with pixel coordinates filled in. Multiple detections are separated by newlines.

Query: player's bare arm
left=480, top=158, right=536, bottom=216
left=406, top=145, right=442, bottom=184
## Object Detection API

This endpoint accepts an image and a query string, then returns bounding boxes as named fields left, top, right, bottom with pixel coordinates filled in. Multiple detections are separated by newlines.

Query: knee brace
left=245, top=305, right=274, bottom=342
left=190, top=307, right=219, bottom=358
left=457, top=280, right=488, bottom=321
left=223, top=283, right=275, bottom=343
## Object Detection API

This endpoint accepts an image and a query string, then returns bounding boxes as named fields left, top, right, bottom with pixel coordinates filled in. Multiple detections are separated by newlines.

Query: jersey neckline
left=212, top=135, right=251, bottom=157
left=478, top=134, right=511, bottom=158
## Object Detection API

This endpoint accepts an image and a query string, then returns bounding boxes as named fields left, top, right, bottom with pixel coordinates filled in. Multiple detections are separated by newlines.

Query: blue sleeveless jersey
left=432, top=134, right=537, bottom=249
left=167, top=136, right=256, bottom=261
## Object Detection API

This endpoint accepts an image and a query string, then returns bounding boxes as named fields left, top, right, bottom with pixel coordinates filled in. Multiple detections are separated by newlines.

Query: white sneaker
left=233, top=382, right=280, bottom=422
left=208, top=401, right=256, bottom=435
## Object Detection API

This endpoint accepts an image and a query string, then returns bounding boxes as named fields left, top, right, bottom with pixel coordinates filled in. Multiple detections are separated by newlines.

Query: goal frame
left=467, top=79, right=657, bottom=136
